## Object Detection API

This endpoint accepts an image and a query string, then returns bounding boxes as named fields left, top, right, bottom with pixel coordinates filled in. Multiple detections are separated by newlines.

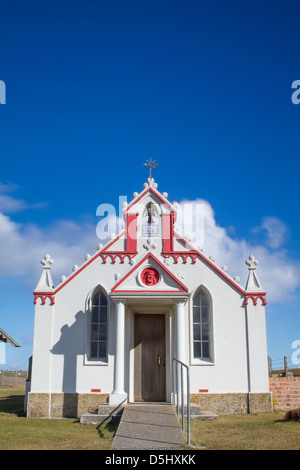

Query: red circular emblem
left=141, top=267, right=159, bottom=286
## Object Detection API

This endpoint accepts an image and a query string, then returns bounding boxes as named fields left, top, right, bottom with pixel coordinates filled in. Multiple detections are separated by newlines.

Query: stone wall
left=27, top=390, right=280, bottom=418
left=27, top=392, right=109, bottom=418
left=269, top=377, right=300, bottom=411
left=190, top=392, right=272, bottom=414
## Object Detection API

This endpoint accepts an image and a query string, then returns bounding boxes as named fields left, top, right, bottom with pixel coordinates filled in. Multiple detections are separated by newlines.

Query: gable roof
left=124, top=183, right=177, bottom=215
left=163, top=231, right=246, bottom=295
left=111, top=252, right=188, bottom=293
left=34, top=229, right=129, bottom=296
left=0, top=328, right=20, bottom=347
left=33, top=177, right=266, bottom=302
left=33, top=216, right=248, bottom=298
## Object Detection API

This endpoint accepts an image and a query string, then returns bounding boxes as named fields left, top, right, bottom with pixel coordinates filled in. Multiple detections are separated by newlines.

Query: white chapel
left=26, top=168, right=271, bottom=418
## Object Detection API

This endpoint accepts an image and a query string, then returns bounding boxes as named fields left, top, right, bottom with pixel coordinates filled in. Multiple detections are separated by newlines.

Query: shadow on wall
left=51, top=310, right=85, bottom=417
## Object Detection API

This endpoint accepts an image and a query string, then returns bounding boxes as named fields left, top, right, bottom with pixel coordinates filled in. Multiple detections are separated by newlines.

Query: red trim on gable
left=33, top=214, right=266, bottom=304
left=174, top=231, right=202, bottom=251
left=34, top=230, right=137, bottom=298
left=125, top=187, right=176, bottom=214
left=197, top=252, right=246, bottom=295
left=164, top=250, right=246, bottom=294
left=111, top=252, right=188, bottom=293
left=163, top=252, right=198, bottom=264
left=113, top=290, right=188, bottom=293
left=53, top=251, right=101, bottom=295
left=169, top=231, right=247, bottom=295
left=100, top=252, right=137, bottom=264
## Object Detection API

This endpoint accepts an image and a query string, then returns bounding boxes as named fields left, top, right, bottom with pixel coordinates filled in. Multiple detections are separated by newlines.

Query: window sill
left=84, top=356, right=109, bottom=366
left=190, top=358, right=215, bottom=366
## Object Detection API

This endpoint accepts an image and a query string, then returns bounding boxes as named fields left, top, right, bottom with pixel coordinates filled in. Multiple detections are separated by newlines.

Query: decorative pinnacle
left=35, top=254, right=54, bottom=291
left=144, top=158, right=158, bottom=178
left=246, top=254, right=258, bottom=270
left=41, top=254, right=53, bottom=269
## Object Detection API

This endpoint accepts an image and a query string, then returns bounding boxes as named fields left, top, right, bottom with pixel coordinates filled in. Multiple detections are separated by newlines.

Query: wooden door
left=134, top=314, right=166, bottom=402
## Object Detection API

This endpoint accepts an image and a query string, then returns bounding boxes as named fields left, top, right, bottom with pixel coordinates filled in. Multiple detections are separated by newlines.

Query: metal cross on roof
left=144, top=158, right=158, bottom=178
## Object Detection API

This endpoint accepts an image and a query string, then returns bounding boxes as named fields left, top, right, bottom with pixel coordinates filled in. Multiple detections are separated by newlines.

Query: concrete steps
left=112, top=403, right=186, bottom=450
left=178, top=403, right=218, bottom=420
left=80, top=403, right=125, bottom=425
left=80, top=402, right=218, bottom=425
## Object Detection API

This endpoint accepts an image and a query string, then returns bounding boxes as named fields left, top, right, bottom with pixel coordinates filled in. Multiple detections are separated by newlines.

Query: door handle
left=157, top=356, right=161, bottom=365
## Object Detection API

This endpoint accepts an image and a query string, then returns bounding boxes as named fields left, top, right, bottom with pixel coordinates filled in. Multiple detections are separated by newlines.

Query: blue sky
left=0, top=0, right=299, bottom=370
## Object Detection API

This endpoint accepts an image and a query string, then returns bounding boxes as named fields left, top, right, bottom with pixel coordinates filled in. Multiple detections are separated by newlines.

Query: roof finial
left=144, top=158, right=158, bottom=178
left=35, top=254, right=54, bottom=292
left=41, top=253, right=54, bottom=269
left=246, top=254, right=259, bottom=270
left=245, top=254, right=263, bottom=292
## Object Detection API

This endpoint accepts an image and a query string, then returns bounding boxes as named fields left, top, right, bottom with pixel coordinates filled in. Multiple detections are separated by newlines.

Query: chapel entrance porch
left=109, top=295, right=188, bottom=406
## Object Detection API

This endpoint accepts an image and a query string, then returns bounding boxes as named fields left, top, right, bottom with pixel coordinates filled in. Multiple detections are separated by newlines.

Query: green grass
left=1, top=387, right=299, bottom=450
left=0, top=387, right=117, bottom=450
left=188, top=412, right=300, bottom=450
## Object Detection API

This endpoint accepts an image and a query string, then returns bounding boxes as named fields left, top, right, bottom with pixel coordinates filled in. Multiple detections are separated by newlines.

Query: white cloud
left=176, top=199, right=300, bottom=303
left=252, top=216, right=289, bottom=249
left=0, top=213, right=102, bottom=287
left=0, top=193, right=28, bottom=213
left=0, top=183, right=46, bottom=213
left=0, top=208, right=123, bottom=289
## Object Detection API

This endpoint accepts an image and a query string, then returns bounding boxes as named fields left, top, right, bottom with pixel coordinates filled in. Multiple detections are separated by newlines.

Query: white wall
left=30, top=190, right=269, bottom=396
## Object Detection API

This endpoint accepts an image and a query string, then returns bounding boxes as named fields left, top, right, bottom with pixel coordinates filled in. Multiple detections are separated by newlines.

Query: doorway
left=134, top=314, right=166, bottom=401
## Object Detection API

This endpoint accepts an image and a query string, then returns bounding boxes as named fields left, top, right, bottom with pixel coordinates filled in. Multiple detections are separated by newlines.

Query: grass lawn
left=188, top=412, right=300, bottom=450
left=0, top=387, right=117, bottom=450
left=1, top=387, right=299, bottom=450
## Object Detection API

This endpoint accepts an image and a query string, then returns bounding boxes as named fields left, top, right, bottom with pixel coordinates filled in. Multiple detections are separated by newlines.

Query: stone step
left=80, top=402, right=217, bottom=425
left=97, top=403, right=125, bottom=415
left=80, top=403, right=125, bottom=425
left=80, top=412, right=122, bottom=425
left=177, top=404, right=218, bottom=420
left=189, top=410, right=218, bottom=420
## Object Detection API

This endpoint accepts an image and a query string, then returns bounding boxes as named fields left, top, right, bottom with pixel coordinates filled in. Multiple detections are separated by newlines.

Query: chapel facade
left=26, top=174, right=272, bottom=418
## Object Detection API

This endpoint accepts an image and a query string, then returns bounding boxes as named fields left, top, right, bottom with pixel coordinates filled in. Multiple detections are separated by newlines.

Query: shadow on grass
left=273, top=418, right=290, bottom=423
left=0, top=391, right=25, bottom=416
left=97, top=422, right=119, bottom=439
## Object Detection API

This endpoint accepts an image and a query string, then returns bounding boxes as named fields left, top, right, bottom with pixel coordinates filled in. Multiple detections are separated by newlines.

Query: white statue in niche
left=142, top=202, right=160, bottom=238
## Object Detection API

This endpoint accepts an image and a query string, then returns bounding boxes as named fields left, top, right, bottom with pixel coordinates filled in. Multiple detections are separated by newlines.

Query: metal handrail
left=172, top=357, right=190, bottom=446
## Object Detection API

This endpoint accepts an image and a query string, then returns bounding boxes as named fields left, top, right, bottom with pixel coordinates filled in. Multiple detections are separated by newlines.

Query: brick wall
left=269, top=377, right=300, bottom=411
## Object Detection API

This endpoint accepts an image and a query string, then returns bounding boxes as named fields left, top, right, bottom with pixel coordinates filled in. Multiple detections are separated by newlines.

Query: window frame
left=190, top=286, right=214, bottom=366
left=84, top=287, right=110, bottom=366
left=141, top=202, right=160, bottom=239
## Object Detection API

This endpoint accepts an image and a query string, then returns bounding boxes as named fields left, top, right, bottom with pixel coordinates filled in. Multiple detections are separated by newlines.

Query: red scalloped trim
left=33, top=294, right=55, bottom=305
left=245, top=294, right=267, bottom=306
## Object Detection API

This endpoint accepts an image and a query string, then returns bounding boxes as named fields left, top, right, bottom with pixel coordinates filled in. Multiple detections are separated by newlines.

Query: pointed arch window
left=90, top=290, right=108, bottom=360
left=192, top=289, right=211, bottom=360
